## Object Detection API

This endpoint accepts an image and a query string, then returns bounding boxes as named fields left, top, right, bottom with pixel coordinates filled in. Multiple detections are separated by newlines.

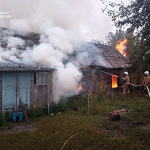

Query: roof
left=0, top=63, right=54, bottom=72
left=91, top=44, right=130, bottom=68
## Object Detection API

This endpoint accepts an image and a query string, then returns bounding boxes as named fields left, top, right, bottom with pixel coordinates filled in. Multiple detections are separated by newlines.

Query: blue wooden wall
left=2, top=72, right=31, bottom=114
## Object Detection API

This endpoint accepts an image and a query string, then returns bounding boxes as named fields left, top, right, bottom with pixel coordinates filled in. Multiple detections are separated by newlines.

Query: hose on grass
left=61, top=133, right=79, bottom=150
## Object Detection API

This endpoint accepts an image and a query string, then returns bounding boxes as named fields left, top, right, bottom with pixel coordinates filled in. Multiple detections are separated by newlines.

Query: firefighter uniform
left=123, top=72, right=130, bottom=94
left=142, top=71, right=150, bottom=97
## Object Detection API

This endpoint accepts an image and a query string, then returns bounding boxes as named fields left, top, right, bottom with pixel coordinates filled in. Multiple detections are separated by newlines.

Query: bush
left=51, top=95, right=86, bottom=114
left=28, top=106, right=48, bottom=119
left=66, top=94, right=87, bottom=108
left=52, top=101, right=68, bottom=114
left=0, top=115, right=7, bottom=127
left=0, top=115, right=13, bottom=129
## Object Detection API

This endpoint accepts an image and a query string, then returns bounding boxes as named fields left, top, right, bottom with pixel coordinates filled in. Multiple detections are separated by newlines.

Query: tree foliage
left=125, top=33, right=140, bottom=62
left=102, top=0, right=150, bottom=54
left=91, top=29, right=125, bottom=46
left=105, top=29, right=125, bottom=46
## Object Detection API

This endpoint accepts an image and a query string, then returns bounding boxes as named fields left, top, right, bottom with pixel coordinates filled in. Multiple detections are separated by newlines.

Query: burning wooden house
left=80, top=43, right=130, bottom=94
left=0, top=27, right=130, bottom=114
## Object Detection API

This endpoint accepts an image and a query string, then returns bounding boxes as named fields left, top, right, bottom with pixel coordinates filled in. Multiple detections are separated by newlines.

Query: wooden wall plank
left=33, top=85, right=38, bottom=109
left=38, top=85, right=47, bottom=108
left=48, top=71, right=53, bottom=108
left=30, top=73, right=34, bottom=111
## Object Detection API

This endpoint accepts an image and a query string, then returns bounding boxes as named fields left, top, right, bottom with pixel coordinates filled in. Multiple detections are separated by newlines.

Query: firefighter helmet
left=124, top=72, right=128, bottom=76
left=144, top=71, right=149, bottom=76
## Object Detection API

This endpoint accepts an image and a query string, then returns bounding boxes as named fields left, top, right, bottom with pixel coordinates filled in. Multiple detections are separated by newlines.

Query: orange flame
left=79, top=83, right=82, bottom=91
left=115, top=38, right=127, bottom=57
left=112, top=75, right=118, bottom=88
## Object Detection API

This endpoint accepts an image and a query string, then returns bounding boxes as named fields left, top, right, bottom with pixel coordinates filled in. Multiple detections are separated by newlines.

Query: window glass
left=36, top=72, right=47, bottom=85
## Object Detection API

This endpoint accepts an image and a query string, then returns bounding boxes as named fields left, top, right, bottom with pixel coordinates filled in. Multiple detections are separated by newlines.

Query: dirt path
left=2, top=119, right=36, bottom=133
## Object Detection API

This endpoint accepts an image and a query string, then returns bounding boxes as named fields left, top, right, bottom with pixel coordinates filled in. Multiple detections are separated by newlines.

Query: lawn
left=0, top=92, right=150, bottom=150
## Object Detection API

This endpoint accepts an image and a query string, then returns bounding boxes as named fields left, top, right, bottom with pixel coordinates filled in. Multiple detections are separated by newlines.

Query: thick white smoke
left=7, top=36, right=25, bottom=48
left=0, top=0, right=111, bottom=103
left=0, top=0, right=114, bottom=41
left=53, top=63, right=82, bottom=104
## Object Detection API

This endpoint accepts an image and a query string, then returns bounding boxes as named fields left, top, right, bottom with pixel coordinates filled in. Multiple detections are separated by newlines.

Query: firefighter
left=142, top=71, right=150, bottom=97
left=122, top=72, right=130, bottom=94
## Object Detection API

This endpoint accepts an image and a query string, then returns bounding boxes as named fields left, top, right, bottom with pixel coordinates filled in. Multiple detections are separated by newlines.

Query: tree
left=105, top=29, right=125, bottom=46
left=91, top=29, right=125, bottom=46
left=102, top=0, right=150, bottom=57
left=125, top=32, right=140, bottom=62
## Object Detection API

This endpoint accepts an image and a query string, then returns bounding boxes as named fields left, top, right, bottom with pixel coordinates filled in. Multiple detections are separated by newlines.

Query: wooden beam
left=19, top=99, right=29, bottom=123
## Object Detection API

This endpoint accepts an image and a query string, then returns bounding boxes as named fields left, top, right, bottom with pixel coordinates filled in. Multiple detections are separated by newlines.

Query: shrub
left=0, top=115, right=13, bottom=129
left=0, top=115, right=7, bottom=127
left=52, top=101, right=68, bottom=114
left=28, top=106, right=48, bottom=119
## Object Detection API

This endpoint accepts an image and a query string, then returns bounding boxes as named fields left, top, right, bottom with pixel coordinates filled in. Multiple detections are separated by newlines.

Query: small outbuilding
left=0, top=63, right=54, bottom=114
left=0, top=27, right=55, bottom=114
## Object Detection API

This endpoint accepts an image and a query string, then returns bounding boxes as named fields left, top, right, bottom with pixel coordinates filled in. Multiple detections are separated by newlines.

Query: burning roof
left=91, top=44, right=130, bottom=68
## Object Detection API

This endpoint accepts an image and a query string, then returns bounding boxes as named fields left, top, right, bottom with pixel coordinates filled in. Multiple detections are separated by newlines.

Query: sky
left=0, top=0, right=130, bottom=42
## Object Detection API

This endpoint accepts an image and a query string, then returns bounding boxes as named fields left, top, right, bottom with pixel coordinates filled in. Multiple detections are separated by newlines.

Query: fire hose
left=120, top=78, right=150, bottom=98
left=99, top=70, right=118, bottom=77
left=97, top=70, right=150, bottom=98
left=129, top=83, right=150, bottom=98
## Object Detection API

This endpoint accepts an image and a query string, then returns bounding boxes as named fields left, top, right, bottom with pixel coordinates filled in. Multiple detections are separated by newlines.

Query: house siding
left=1, top=72, right=31, bottom=114
left=0, top=70, right=53, bottom=114
left=30, top=71, right=53, bottom=110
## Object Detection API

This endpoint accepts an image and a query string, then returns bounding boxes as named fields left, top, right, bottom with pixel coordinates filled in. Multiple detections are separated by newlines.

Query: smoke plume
left=0, top=0, right=110, bottom=103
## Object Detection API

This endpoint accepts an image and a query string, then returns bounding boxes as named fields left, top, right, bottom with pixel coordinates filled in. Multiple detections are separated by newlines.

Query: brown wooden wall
left=30, top=71, right=53, bottom=110
left=81, top=68, right=127, bottom=95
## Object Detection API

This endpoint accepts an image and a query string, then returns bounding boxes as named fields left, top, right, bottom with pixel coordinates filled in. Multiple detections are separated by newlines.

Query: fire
left=115, top=38, right=127, bottom=57
left=79, top=83, right=82, bottom=91
left=112, top=75, right=118, bottom=88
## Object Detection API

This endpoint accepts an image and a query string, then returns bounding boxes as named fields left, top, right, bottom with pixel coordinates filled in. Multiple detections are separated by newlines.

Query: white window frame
left=36, top=72, right=47, bottom=85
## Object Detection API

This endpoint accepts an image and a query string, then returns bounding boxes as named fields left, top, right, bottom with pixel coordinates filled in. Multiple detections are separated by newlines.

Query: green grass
left=1, top=92, right=150, bottom=150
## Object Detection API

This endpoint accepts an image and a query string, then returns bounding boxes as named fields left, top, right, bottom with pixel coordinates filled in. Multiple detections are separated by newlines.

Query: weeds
left=0, top=115, right=13, bottom=130
left=0, top=115, right=7, bottom=127
left=28, top=106, right=48, bottom=119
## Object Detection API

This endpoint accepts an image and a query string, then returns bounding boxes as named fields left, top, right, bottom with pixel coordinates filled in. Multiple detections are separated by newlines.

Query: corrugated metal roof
left=0, top=63, right=54, bottom=72
left=93, top=44, right=130, bottom=68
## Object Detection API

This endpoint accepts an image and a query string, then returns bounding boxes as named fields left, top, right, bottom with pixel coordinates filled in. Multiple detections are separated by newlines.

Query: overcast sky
left=0, top=0, right=130, bottom=41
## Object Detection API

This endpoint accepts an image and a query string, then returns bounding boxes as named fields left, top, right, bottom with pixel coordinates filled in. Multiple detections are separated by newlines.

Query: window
left=112, top=75, right=118, bottom=88
left=36, top=72, right=47, bottom=85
